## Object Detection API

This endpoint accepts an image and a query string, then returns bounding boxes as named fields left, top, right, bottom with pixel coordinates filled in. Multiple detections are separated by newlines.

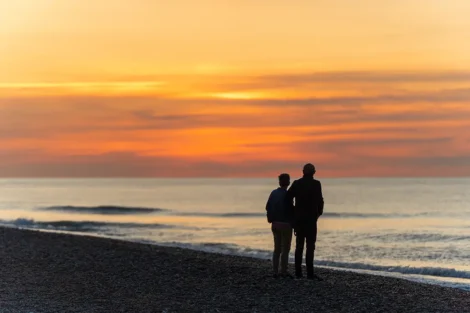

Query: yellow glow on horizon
left=0, top=81, right=167, bottom=96
left=207, top=92, right=268, bottom=100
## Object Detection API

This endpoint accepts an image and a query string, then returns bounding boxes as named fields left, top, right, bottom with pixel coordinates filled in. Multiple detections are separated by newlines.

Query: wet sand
left=1, top=226, right=469, bottom=313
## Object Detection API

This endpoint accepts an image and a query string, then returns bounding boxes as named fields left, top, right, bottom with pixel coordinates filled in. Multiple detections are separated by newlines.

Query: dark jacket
left=286, top=175, right=324, bottom=225
left=266, top=188, right=293, bottom=223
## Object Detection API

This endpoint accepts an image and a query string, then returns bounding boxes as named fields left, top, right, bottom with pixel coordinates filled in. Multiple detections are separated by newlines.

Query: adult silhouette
left=286, top=163, right=324, bottom=279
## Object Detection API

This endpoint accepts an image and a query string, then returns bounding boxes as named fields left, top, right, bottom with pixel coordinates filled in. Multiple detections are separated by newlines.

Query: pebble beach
left=1, top=226, right=469, bottom=313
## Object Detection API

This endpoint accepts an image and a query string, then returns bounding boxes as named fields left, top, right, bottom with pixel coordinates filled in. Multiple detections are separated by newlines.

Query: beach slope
left=1, top=227, right=469, bottom=313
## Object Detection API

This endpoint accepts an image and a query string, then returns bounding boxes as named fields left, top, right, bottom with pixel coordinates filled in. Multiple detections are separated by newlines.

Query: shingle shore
left=1, top=226, right=469, bottom=313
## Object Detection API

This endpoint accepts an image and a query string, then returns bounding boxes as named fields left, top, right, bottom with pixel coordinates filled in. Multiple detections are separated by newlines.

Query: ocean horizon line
left=0, top=176, right=469, bottom=180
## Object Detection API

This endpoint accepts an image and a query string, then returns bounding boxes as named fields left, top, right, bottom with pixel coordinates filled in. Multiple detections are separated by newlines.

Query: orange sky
left=1, top=0, right=470, bottom=177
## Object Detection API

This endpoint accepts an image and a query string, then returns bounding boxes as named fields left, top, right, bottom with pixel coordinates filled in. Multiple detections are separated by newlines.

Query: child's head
left=278, top=173, right=290, bottom=188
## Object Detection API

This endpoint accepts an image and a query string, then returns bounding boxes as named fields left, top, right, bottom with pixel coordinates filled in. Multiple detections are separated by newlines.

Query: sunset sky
left=1, top=0, right=470, bottom=177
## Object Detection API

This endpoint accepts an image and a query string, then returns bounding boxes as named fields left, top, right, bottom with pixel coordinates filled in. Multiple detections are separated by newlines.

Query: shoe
left=295, top=274, right=303, bottom=279
left=273, top=273, right=279, bottom=279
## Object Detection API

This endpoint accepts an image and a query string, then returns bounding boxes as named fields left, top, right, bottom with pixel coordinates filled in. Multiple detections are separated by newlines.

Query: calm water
left=0, top=178, right=469, bottom=290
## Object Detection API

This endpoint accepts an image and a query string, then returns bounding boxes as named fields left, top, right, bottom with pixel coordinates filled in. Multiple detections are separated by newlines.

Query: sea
left=0, top=178, right=469, bottom=291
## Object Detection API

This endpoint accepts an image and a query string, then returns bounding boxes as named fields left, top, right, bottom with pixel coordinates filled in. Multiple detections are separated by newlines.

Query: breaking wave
left=0, top=218, right=174, bottom=232
left=38, top=205, right=166, bottom=215
left=314, top=260, right=470, bottom=279
left=362, top=232, right=470, bottom=243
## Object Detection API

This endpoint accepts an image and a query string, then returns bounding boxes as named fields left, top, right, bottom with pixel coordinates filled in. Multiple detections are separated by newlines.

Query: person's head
left=278, top=173, right=290, bottom=188
left=303, top=163, right=316, bottom=177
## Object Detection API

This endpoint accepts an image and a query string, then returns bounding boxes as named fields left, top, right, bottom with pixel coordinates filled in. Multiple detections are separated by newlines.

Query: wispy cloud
left=1, top=70, right=470, bottom=177
left=3, top=70, right=470, bottom=96
left=254, top=71, right=470, bottom=85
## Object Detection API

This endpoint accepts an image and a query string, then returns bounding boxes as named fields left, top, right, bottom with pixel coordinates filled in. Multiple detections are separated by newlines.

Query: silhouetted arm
left=318, top=181, right=324, bottom=217
left=265, top=194, right=271, bottom=212
left=266, top=191, right=273, bottom=223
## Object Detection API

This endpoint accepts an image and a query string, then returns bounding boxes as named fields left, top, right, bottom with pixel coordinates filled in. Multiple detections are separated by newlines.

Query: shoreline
left=1, top=226, right=469, bottom=313
left=4, top=223, right=469, bottom=291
